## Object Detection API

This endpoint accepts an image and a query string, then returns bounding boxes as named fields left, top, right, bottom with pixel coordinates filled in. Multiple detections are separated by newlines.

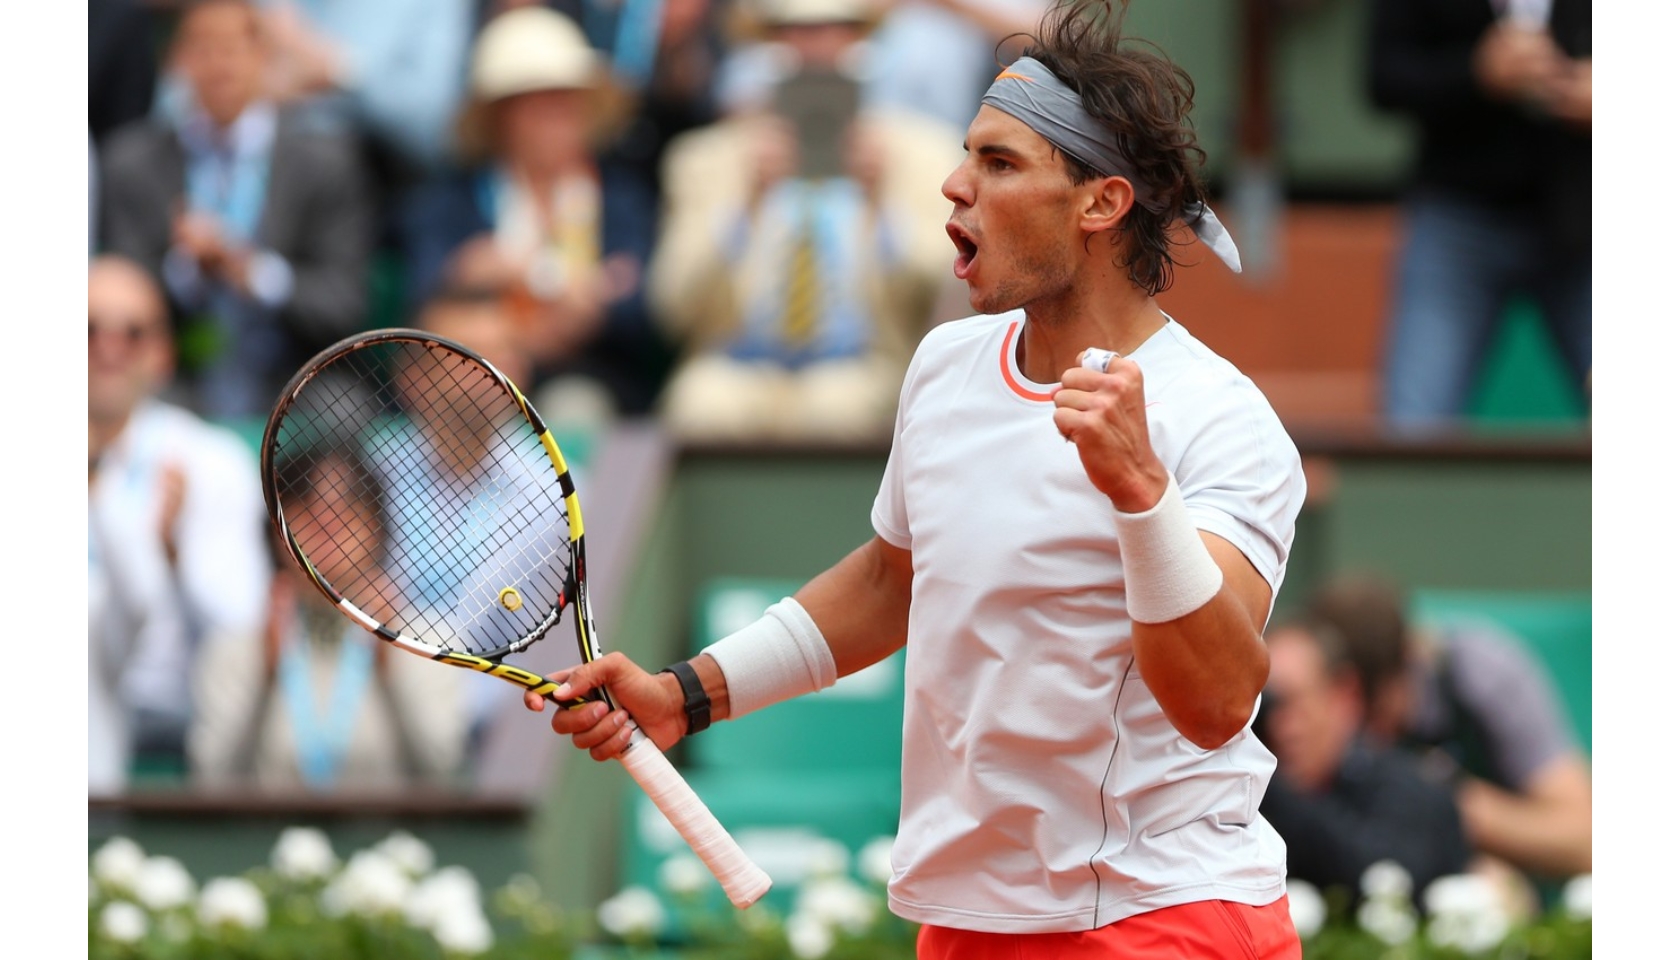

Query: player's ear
left=1079, top=176, right=1135, bottom=235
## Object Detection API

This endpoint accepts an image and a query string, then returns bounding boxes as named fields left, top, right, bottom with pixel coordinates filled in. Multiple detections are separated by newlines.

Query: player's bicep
left=798, top=535, right=913, bottom=678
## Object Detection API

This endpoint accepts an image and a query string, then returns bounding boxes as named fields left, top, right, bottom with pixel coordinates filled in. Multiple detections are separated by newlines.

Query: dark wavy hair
left=1014, top=0, right=1210, bottom=296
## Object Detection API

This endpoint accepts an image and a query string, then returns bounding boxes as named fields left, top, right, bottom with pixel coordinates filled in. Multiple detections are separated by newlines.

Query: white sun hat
left=470, top=6, right=602, bottom=102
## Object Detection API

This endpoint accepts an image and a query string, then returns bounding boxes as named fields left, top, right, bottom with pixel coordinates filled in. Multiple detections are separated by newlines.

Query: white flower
left=91, top=836, right=147, bottom=892
left=1285, top=879, right=1327, bottom=939
left=1562, top=874, right=1592, bottom=920
left=272, top=826, right=338, bottom=881
left=787, top=911, right=836, bottom=959
left=802, top=838, right=851, bottom=879
left=321, top=850, right=413, bottom=918
left=1360, top=859, right=1414, bottom=902
left=433, top=902, right=496, bottom=955
left=796, top=875, right=876, bottom=935
left=199, top=876, right=268, bottom=930
left=597, top=885, right=666, bottom=938
left=657, top=853, right=710, bottom=897
left=1422, top=873, right=1502, bottom=918
left=134, top=856, right=197, bottom=911
left=1422, top=874, right=1509, bottom=954
left=1357, top=894, right=1417, bottom=946
left=858, top=836, right=896, bottom=887
left=99, top=901, right=149, bottom=944
left=406, top=866, right=483, bottom=931
left=376, top=830, right=435, bottom=877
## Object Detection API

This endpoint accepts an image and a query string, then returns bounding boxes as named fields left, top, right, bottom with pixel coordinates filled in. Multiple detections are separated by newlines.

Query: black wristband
left=661, top=660, right=712, bottom=736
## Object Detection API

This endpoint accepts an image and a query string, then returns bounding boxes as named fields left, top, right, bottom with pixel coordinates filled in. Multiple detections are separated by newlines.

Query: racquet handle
left=616, top=727, right=772, bottom=908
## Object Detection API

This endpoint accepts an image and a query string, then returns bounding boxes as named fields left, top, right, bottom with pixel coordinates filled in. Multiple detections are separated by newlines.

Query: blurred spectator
left=99, top=0, right=373, bottom=421
left=1308, top=574, right=1593, bottom=881
left=91, top=0, right=162, bottom=145
left=1368, top=0, right=1590, bottom=429
left=484, top=0, right=731, bottom=205
left=865, top=0, right=1049, bottom=133
left=1256, top=616, right=1473, bottom=907
left=649, top=0, right=960, bottom=443
left=89, top=255, right=272, bottom=794
left=189, top=449, right=469, bottom=792
left=400, top=5, right=668, bottom=426
left=256, top=0, right=477, bottom=180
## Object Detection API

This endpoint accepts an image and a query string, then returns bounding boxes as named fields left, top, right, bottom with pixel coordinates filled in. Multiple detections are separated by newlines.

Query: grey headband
left=981, top=56, right=1242, bottom=273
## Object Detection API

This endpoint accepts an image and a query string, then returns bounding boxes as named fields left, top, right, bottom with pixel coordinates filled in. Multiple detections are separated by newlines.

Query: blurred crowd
left=88, top=0, right=1589, bottom=914
left=88, top=0, right=1048, bottom=796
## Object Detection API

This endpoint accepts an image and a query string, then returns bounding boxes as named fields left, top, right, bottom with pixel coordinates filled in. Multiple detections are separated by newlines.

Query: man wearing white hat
left=647, top=0, right=963, bottom=443
left=398, top=5, right=671, bottom=424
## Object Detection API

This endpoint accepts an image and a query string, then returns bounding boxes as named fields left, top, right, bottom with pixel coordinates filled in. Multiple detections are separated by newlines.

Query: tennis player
left=530, top=2, right=1307, bottom=955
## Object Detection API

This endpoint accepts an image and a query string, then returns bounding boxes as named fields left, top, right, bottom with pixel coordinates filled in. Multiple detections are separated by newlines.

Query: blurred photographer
left=648, top=0, right=961, bottom=443
left=1256, top=616, right=1472, bottom=908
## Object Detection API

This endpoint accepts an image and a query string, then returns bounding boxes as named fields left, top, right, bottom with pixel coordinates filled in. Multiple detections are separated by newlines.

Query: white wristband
left=701, top=597, right=837, bottom=719
left=1114, top=476, right=1224, bottom=624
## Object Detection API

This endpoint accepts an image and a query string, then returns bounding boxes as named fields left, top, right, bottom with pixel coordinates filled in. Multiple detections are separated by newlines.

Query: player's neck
left=1018, top=282, right=1164, bottom=383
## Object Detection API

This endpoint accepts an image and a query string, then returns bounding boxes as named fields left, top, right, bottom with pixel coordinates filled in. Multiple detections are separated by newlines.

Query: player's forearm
left=1133, top=585, right=1269, bottom=750
left=1123, top=518, right=1272, bottom=749
left=693, top=537, right=911, bottom=724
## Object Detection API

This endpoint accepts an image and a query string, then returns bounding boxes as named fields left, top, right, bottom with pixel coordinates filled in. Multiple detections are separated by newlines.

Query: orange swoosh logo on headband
left=995, top=69, right=1034, bottom=82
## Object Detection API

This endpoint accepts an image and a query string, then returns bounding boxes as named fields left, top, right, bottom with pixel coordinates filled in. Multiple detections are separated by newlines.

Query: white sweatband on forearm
left=701, top=597, right=837, bottom=719
left=1115, top=476, right=1225, bottom=624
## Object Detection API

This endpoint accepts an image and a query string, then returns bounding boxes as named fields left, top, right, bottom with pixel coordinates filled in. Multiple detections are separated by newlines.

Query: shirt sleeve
left=870, top=341, right=925, bottom=550
left=1171, top=377, right=1307, bottom=597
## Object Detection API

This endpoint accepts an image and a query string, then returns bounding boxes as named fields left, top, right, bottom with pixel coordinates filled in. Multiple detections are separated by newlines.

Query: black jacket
left=1367, top=0, right=1590, bottom=254
left=1261, top=738, right=1473, bottom=907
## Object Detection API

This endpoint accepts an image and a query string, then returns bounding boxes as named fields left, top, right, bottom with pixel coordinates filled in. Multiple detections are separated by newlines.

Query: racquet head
left=260, top=328, right=599, bottom=707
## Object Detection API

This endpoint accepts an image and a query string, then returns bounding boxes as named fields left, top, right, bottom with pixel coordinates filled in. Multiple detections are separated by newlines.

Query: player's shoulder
left=1144, top=319, right=1252, bottom=386
left=1143, top=321, right=1282, bottom=416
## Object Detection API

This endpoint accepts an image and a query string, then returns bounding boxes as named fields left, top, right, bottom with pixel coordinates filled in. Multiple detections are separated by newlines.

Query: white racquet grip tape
left=702, top=597, right=837, bottom=719
left=1080, top=347, right=1119, bottom=373
left=617, top=727, right=772, bottom=907
left=1114, top=476, right=1224, bottom=624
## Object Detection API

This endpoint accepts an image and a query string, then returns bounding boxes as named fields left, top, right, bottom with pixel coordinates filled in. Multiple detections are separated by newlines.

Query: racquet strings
left=271, top=339, right=576, bottom=660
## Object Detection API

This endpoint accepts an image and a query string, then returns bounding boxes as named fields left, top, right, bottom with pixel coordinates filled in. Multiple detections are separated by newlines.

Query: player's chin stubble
left=972, top=250, right=1076, bottom=318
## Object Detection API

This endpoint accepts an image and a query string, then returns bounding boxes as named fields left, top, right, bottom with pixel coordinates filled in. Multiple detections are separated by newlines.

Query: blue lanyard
left=278, top=626, right=374, bottom=790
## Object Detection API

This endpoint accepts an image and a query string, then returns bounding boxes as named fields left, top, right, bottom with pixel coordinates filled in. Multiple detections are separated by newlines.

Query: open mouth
left=947, top=221, right=979, bottom=280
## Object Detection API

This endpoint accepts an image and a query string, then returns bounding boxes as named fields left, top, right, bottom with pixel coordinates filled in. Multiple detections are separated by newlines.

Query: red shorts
left=916, top=896, right=1301, bottom=960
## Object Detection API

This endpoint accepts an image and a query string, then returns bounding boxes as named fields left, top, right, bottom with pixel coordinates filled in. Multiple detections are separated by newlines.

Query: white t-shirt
left=871, top=311, right=1307, bottom=932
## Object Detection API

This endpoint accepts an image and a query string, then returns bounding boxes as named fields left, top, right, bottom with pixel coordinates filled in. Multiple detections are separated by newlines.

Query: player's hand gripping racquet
left=259, top=328, right=772, bottom=908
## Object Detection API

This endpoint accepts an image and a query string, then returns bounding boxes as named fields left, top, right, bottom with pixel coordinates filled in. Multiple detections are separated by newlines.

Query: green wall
left=1127, top=0, right=1412, bottom=191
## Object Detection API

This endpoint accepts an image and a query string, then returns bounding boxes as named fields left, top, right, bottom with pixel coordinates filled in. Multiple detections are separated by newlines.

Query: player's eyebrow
left=966, top=141, right=1029, bottom=163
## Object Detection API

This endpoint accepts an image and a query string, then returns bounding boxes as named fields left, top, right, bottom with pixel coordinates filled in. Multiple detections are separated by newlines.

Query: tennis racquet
left=259, top=328, right=772, bottom=908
